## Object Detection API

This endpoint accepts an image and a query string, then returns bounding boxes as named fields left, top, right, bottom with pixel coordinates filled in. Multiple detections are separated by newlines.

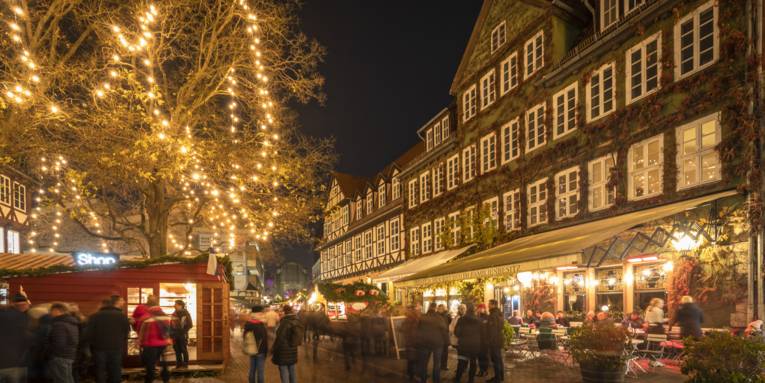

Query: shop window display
left=564, top=272, right=586, bottom=313
left=596, top=268, right=624, bottom=312
left=634, top=263, right=669, bottom=311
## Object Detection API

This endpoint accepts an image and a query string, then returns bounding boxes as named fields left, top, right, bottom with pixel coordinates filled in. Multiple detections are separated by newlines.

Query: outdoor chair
left=641, top=334, right=667, bottom=367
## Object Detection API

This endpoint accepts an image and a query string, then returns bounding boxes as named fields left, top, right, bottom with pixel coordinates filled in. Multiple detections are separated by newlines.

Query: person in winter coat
left=417, top=304, right=449, bottom=383
left=507, top=311, right=523, bottom=326
left=475, top=304, right=489, bottom=377
left=138, top=306, right=172, bottom=383
left=486, top=300, right=505, bottom=383
left=243, top=306, right=268, bottom=383
left=46, top=303, right=79, bottom=383
left=449, top=304, right=467, bottom=347
left=454, top=305, right=482, bottom=383
left=401, top=305, right=421, bottom=382
left=131, top=295, right=158, bottom=333
left=68, top=304, right=88, bottom=383
left=171, top=300, right=193, bottom=369
left=436, top=304, right=451, bottom=371
left=87, top=296, right=130, bottom=383
left=670, top=295, right=704, bottom=339
left=271, top=305, right=304, bottom=383
left=0, top=293, right=31, bottom=383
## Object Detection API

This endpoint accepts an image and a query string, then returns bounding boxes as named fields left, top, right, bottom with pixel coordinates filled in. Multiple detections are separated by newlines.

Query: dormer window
left=355, top=198, right=363, bottom=219
left=441, top=116, right=450, bottom=140
left=392, top=176, right=401, bottom=200
left=426, top=129, right=433, bottom=151
left=378, top=182, right=386, bottom=208
left=600, top=0, right=619, bottom=31
left=366, top=190, right=374, bottom=214
left=490, top=21, right=507, bottom=54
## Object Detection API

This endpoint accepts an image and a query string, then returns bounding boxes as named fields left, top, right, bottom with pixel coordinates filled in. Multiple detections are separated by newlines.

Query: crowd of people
left=0, top=291, right=193, bottom=383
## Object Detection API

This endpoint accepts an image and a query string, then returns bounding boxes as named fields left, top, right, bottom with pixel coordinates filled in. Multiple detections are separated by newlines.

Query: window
left=480, top=70, right=496, bottom=110
left=586, top=62, right=616, bottom=122
left=526, top=103, right=546, bottom=153
left=364, top=230, right=373, bottom=259
left=448, top=212, right=461, bottom=246
left=419, top=171, right=431, bottom=203
left=480, top=133, right=497, bottom=174
left=588, top=154, right=617, bottom=211
left=0, top=175, right=10, bottom=206
left=433, top=218, right=445, bottom=251
left=600, top=0, right=619, bottom=31
left=434, top=122, right=442, bottom=147
left=366, top=191, right=374, bottom=214
left=410, top=227, right=420, bottom=257
left=442, top=116, right=450, bottom=140
left=675, top=1, right=718, bottom=79
left=342, top=205, right=349, bottom=226
left=390, top=218, right=401, bottom=252
left=503, top=189, right=521, bottom=232
left=625, top=0, right=645, bottom=14
left=465, top=206, right=476, bottom=241
left=626, top=32, right=661, bottom=104
left=12, top=182, right=25, bottom=212
left=524, top=31, right=544, bottom=79
left=483, top=197, right=499, bottom=229
left=7, top=230, right=20, bottom=254
left=378, top=183, right=386, bottom=208
left=527, top=178, right=548, bottom=227
left=676, top=113, right=721, bottom=189
left=392, top=176, right=401, bottom=200
left=354, top=235, right=362, bottom=262
left=355, top=198, right=363, bottom=220
left=446, top=154, right=460, bottom=190
left=501, top=118, right=521, bottom=164
left=555, top=167, right=580, bottom=220
left=408, top=180, right=418, bottom=208
left=463, top=85, right=477, bottom=122
left=433, top=163, right=445, bottom=197
left=491, top=21, right=507, bottom=54
left=426, top=128, right=433, bottom=151
left=462, top=145, right=477, bottom=182
left=421, top=222, right=432, bottom=254
left=376, top=224, right=386, bottom=256
left=500, top=52, right=519, bottom=95
left=345, top=240, right=352, bottom=266
left=553, top=82, right=578, bottom=139
left=628, top=134, right=664, bottom=200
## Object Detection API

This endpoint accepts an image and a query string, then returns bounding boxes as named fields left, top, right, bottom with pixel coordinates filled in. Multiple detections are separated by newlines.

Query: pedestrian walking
left=401, top=305, right=421, bottom=382
left=475, top=304, right=489, bottom=377
left=341, top=315, right=362, bottom=371
left=46, top=302, right=79, bottom=383
left=416, top=304, right=448, bottom=383
left=138, top=305, right=172, bottom=383
left=486, top=299, right=504, bottom=383
left=87, top=296, right=130, bottom=383
left=69, top=304, right=88, bottom=383
left=436, top=304, right=451, bottom=371
left=454, top=305, right=481, bottom=383
left=0, top=293, right=31, bottom=383
left=263, top=306, right=280, bottom=347
left=271, top=305, right=304, bottom=383
left=670, top=295, right=704, bottom=339
left=171, top=300, right=193, bottom=369
left=243, top=306, right=268, bottom=383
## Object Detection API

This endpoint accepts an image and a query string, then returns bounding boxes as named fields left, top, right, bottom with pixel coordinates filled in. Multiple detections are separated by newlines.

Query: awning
left=0, top=253, right=74, bottom=272
left=373, top=245, right=474, bottom=283
left=398, top=190, right=737, bottom=287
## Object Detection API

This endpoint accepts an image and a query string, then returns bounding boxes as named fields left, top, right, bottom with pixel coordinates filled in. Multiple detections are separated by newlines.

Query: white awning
left=373, top=245, right=474, bottom=283
left=398, top=190, right=737, bottom=287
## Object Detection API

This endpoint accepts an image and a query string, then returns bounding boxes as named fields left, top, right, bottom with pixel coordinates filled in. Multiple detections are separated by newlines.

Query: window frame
left=463, top=85, right=478, bottom=122
left=527, top=178, right=548, bottom=227
left=448, top=211, right=461, bottom=246
left=676, top=113, right=722, bottom=190
left=390, top=218, right=401, bottom=252
left=555, top=166, right=580, bottom=220
left=674, top=1, right=719, bottom=80
left=354, top=235, right=363, bottom=263
left=421, top=222, right=433, bottom=254
left=462, top=145, right=477, bottom=183
left=392, top=176, right=401, bottom=200
left=376, top=224, right=386, bottom=256
left=524, top=30, right=544, bottom=80
left=501, top=118, right=521, bottom=164
left=552, top=82, right=578, bottom=140
left=378, top=182, right=386, bottom=208
left=480, top=69, right=497, bottom=110
left=446, top=154, right=460, bottom=191
left=624, top=0, right=645, bottom=15
left=433, top=217, right=445, bottom=251
left=480, top=132, right=497, bottom=174
left=407, top=179, right=418, bottom=209
left=600, top=0, right=619, bottom=32
left=13, top=182, right=26, bottom=212
left=525, top=102, right=547, bottom=153
left=434, top=121, right=442, bottom=147
left=503, top=188, right=521, bottom=232
left=500, top=52, right=519, bottom=95
left=426, top=128, right=433, bottom=152
left=483, top=196, right=499, bottom=229
left=628, top=134, right=664, bottom=200
left=0, top=175, right=11, bottom=206
left=626, top=32, right=662, bottom=105
left=433, top=163, right=445, bottom=197
left=586, top=62, right=617, bottom=123
left=588, top=154, right=617, bottom=212
left=364, top=230, right=374, bottom=260
left=490, top=21, right=507, bottom=54
left=419, top=171, right=431, bottom=204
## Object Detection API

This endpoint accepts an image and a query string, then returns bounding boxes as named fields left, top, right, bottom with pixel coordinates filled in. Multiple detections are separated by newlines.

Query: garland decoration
left=317, top=281, right=388, bottom=303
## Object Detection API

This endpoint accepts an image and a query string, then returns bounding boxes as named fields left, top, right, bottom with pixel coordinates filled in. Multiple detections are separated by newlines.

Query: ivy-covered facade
left=396, top=0, right=763, bottom=326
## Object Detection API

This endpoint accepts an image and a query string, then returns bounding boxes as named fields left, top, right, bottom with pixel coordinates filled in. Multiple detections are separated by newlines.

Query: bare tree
left=0, top=0, right=334, bottom=257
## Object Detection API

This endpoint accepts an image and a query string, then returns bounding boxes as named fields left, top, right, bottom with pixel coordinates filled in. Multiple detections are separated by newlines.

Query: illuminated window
left=588, top=154, right=616, bottom=211
left=628, top=134, right=664, bottom=200
left=480, top=70, right=496, bottom=110
left=555, top=167, right=579, bottom=220
left=480, top=133, right=497, bottom=174
left=500, top=52, right=519, bottom=95
left=676, top=113, right=721, bottom=189
left=526, top=103, right=546, bottom=153
left=503, top=189, right=521, bottom=232
left=524, top=31, right=544, bottom=79
left=463, top=85, right=477, bottom=122
left=527, top=178, right=548, bottom=227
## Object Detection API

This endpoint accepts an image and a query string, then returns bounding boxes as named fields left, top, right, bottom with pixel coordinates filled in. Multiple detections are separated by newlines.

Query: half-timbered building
left=0, top=167, right=32, bottom=254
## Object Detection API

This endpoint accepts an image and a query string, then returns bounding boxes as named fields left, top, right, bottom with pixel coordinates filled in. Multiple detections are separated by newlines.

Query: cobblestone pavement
left=153, top=332, right=686, bottom=383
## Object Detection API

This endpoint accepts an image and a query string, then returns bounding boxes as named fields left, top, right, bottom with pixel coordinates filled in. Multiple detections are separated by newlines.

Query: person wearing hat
left=0, top=292, right=31, bottom=383
left=171, top=300, right=193, bottom=369
left=243, top=306, right=268, bottom=383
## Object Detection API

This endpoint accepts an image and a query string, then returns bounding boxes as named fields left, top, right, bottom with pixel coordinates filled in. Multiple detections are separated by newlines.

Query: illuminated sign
left=72, top=252, right=119, bottom=267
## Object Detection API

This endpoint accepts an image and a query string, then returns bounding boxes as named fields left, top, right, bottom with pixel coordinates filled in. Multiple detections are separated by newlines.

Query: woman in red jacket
left=138, top=306, right=172, bottom=383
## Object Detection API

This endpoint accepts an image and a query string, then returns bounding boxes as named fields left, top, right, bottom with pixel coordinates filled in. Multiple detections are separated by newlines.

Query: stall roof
left=373, top=245, right=473, bottom=283
left=0, top=253, right=74, bottom=270
left=399, top=191, right=736, bottom=286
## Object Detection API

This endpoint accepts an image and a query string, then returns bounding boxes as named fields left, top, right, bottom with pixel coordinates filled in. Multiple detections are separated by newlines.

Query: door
left=196, top=282, right=229, bottom=363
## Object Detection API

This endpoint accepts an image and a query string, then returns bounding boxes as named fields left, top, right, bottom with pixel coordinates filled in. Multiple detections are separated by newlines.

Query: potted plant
left=682, top=331, right=765, bottom=382
left=568, top=324, right=629, bottom=383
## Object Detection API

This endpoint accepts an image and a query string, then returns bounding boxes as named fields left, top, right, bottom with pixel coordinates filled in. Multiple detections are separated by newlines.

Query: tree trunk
left=146, top=179, right=169, bottom=258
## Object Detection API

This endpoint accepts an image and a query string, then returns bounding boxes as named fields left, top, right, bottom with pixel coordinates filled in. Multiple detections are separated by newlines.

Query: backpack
left=243, top=328, right=264, bottom=355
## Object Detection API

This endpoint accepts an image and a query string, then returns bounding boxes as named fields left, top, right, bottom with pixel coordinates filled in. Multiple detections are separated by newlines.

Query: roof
left=399, top=190, right=737, bottom=286
left=0, top=253, right=74, bottom=271
left=332, top=172, right=368, bottom=198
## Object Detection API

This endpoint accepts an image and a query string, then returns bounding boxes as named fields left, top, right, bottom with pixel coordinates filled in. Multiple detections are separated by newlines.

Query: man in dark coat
left=671, top=295, right=704, bottom=339
left=87, top=296, right=130, bottom=383
left=271, top=305, right=304, bottom=383
left=454, top=305, right=482, bottom=383
left=475, top=304, right=489, bottom=377
left=417, top=304, right=448, bottom=383
left=401, top=305, right=421, bottom=382
left=46, top=303, right=79, bottom=383
left=0, top=293, right=31, bottom=383
left=243, top=306, right=268, bottom=383
left=486, top=300, right=505, bottom=383
left=171, top=300, right=193, bottom=368
left=436, top=304, right=451, bottom=371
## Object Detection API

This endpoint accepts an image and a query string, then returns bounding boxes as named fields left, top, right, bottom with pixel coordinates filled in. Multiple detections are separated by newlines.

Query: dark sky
left=280, top=1, right=482, bottom=268
left=296, top=1, right=483, bottom=177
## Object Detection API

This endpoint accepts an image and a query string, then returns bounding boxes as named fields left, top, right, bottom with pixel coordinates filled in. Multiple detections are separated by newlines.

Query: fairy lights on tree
left=0, top=0, right=333, bottom=258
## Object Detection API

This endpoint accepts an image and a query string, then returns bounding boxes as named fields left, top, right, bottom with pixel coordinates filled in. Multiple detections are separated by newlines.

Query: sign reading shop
left=71, top=252, right=119, bottom=268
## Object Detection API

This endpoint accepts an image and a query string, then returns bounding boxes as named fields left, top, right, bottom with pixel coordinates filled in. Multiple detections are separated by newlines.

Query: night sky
left=279, top=1, right=482, bottom=268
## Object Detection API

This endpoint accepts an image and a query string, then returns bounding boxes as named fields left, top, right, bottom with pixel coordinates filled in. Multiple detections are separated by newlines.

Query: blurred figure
left=645, top=298, right=666, bottom=334
left=171, top=300, right=193, bottom=369
left=46, top=303, right=79, bottom=383
left=401, top=305, right=421, bottom=382
left=537, top=312, right=557, bottom=350
left=68, top=304, right=88, bottom=383
left=595, top=311, right=613, bottom=326
left=554, top=311, right=569, bottom=327
left=671, top=295, right=703, bottom=339
left=0, top=293, right=31, bottom=383
left=132, top=295, right=158, bottom=333
left=341, top=315, right=361, bottom=371
left=87, top=296, right=130, bottom=383
left=475, top=304, right=489, bottom=377
left=435, top=304, right=451, bottom=371
left=507, top=310, right=523, bottom=326
left=243, top=306, right=268, bottom=383
left=449, top=304, right=467, bottom=348
left=417, top=304, right=448, bottom=383
left=271, top=305, right=304, bottom=383
left=138, top=305, right=171, bottom=383
left=745, top=320, right=763, bottom=340
left=524, top=309, right=540, bottom=328
left=486, top=300, right=505, bottom=383
left=264, top=306, right=280, bottom=345
left=584, top=310, right=596, bottom=324
left=622, top=311, right=645, bottom=330
left=454, top=305, right=481, bottom=383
